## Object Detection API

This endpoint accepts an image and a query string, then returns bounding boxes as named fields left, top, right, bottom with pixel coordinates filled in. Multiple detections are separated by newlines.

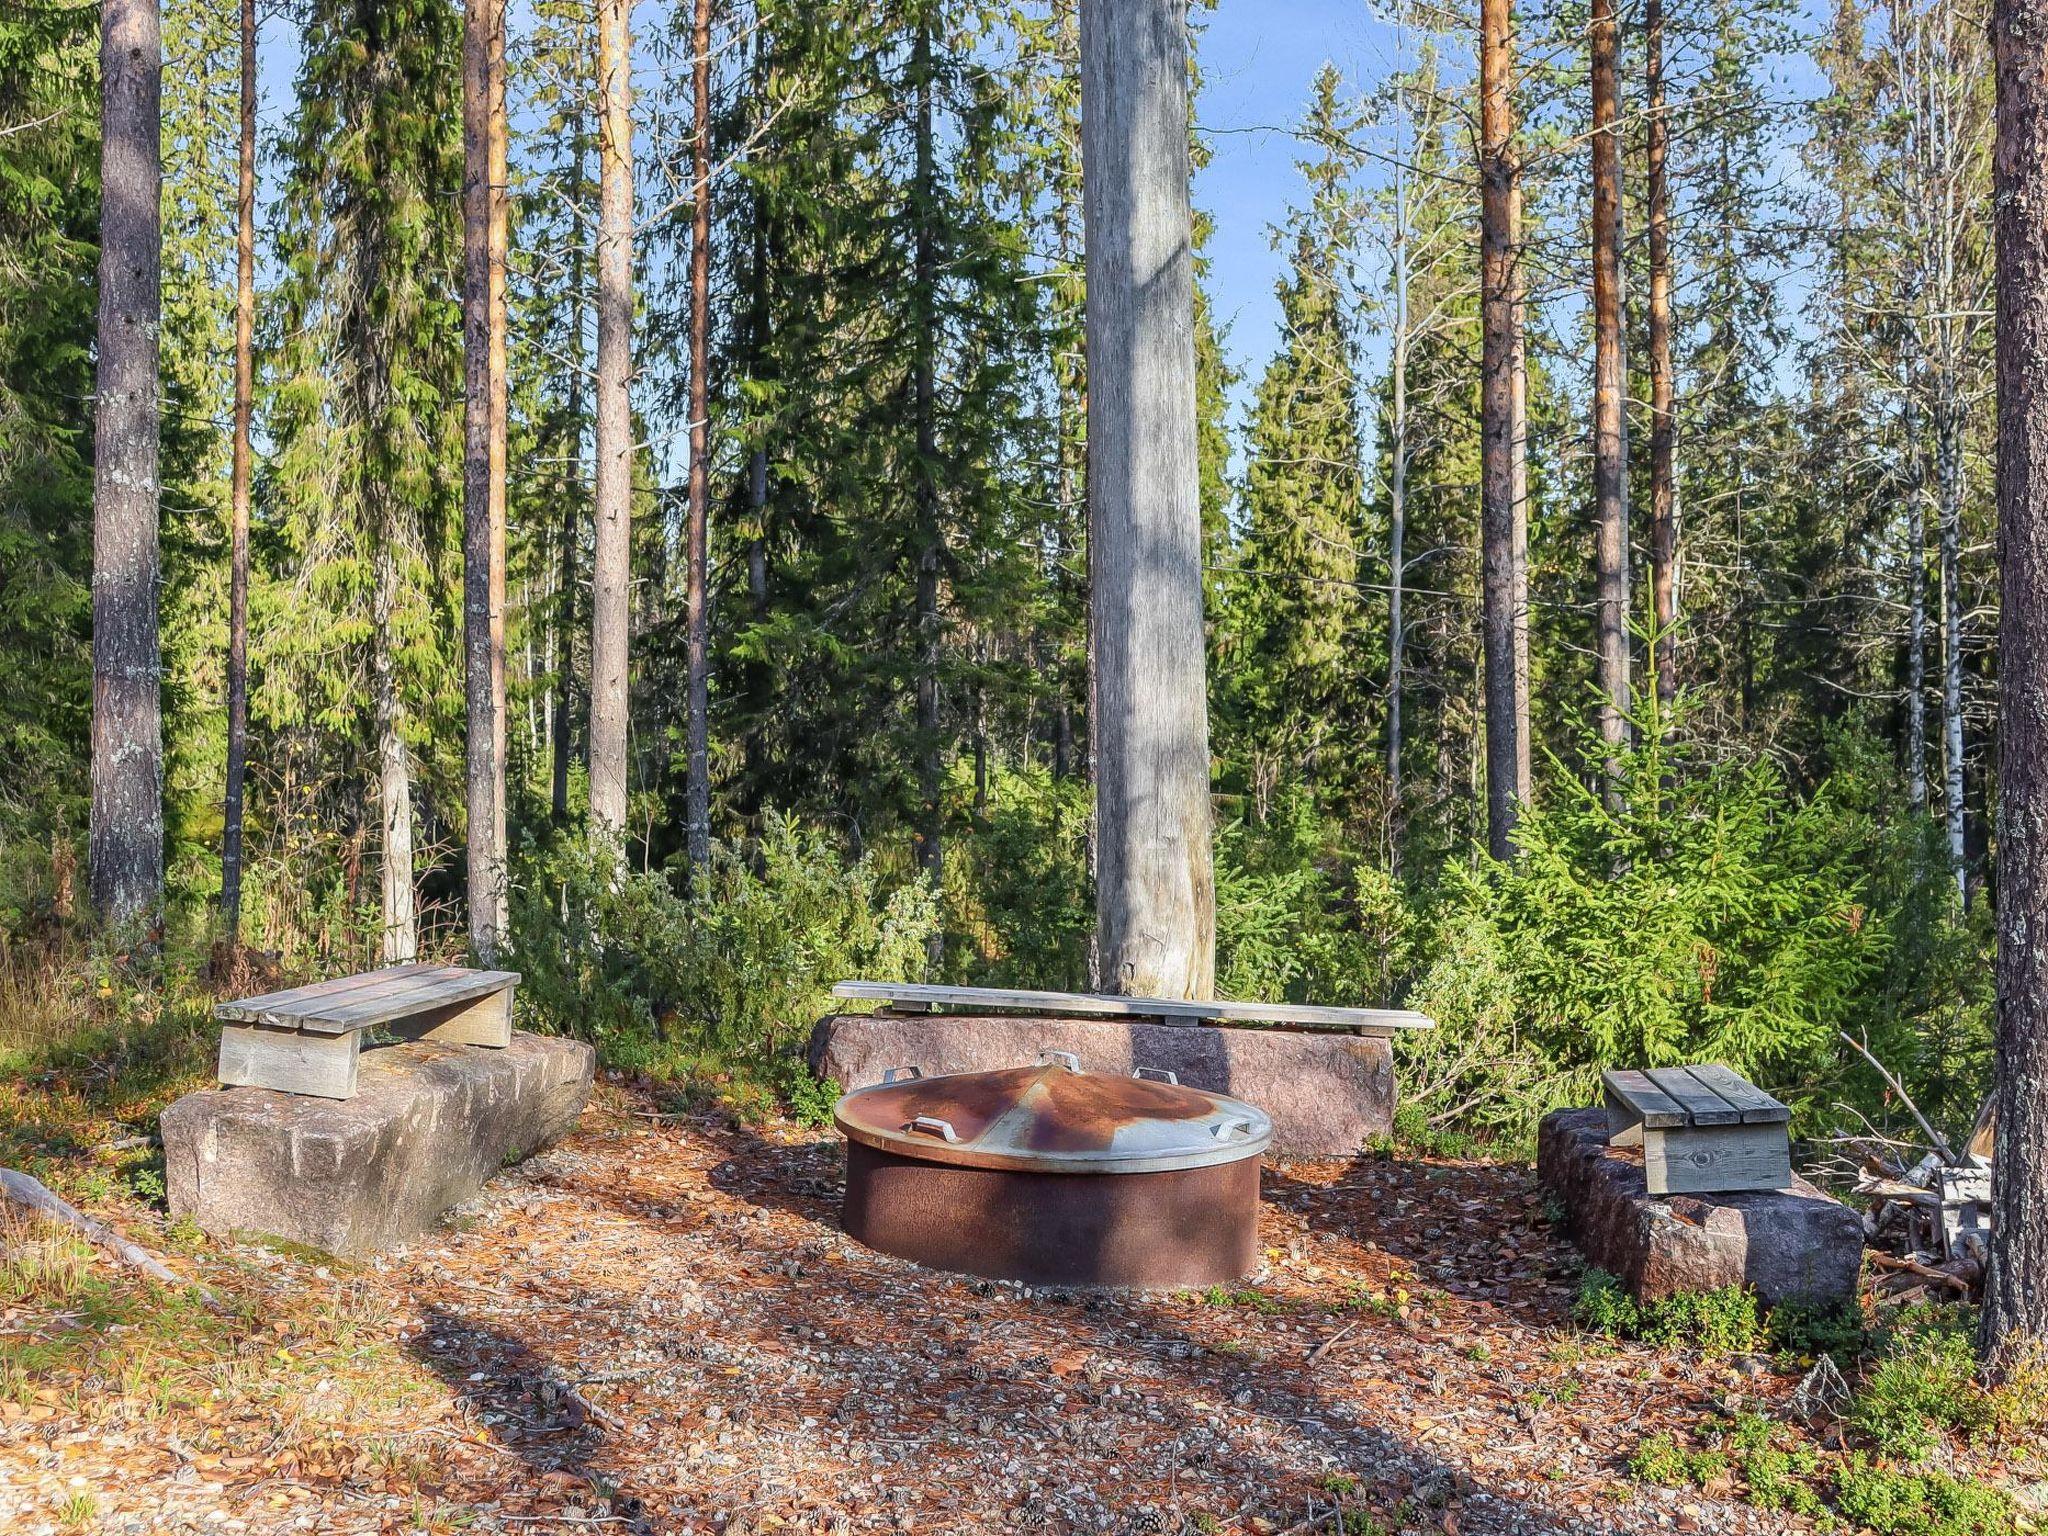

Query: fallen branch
left=0, top=1166, right=210, bottom=1301
left=1868, top=1249, right=1978, bottom=1293
left=1836, top=1031, right=1960, bottom=1165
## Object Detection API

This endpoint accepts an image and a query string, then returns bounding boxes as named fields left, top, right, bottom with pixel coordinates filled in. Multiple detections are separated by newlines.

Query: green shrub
left=1768, top=1295, right=1866, bottom=1362
left=507, top=815, right=937, bottom=1112
left=1628, top=1431, right=1728, bottom=1489
left=1847, top=1310, right=1993, bottom=1459
left=1833, top=1455, right=2016, bottom=1536
left=1573, top=1270, right=1767, bottom=1354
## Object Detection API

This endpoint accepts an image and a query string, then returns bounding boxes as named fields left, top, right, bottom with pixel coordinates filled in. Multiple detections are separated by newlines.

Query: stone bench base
left=808, top=1012, right=1395, bottom=1160
left=161, top=1031, right=594, bottom=1257
left=1538, top=1108, right=1863, bottom=1307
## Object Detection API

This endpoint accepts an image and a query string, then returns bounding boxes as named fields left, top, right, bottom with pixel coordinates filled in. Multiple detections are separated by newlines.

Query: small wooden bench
left=216, top=964, right=520, bottom=1101
left=831, top=980, right=1434, bottom=1037
left=1603, top=1064, right=1792, bottom=1196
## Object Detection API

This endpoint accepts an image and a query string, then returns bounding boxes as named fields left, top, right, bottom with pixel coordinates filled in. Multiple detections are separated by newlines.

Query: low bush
left=1573, top=1270, right=1766, bottom=1355
left=1628, top=1431, right=1729, bottom=1490
left=1833, top=1455, right=2016, bottom=1536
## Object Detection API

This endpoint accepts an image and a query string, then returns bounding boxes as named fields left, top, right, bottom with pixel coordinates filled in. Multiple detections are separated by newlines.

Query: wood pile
left=1846, top=1094, right=1996, bottom=1304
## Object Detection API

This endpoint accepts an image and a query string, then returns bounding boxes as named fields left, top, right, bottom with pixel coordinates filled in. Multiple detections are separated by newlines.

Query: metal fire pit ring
left=833, top=1052, right=1271, bottom=1288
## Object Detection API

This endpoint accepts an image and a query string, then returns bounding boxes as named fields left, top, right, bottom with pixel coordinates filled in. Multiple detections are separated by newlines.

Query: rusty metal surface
left=834, top=1057, right=1272, bottom=1174
left=841, top=1140, right=1262, bottom=1287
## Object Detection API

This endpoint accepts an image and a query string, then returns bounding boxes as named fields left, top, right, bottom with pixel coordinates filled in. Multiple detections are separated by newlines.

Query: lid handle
left=881, top=1065, right=924, bottom=1084
left=1211, top=1115, right=1253, bottom=1143
left=1038, top=1050, right=1082, bottom=1072
left=1132, top=1066, right=1180, bottom=1085
left=907, top=1115, right=961, bottom=1143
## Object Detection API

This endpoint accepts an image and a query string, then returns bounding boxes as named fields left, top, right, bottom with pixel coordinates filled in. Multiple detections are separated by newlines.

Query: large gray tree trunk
left=1080, top=0, right=1213, bottom=1000
left=1478, top=0, right=1521, bottom=862
left=221, top=0, right=255, bottom=948
left=1508, top=164, right=1533, bottom=806
left=1590, top=0, right=1632, bottom=758
left=589, top=0, right=635, bottom=853
left=90, top=0, right=165, bottom=927
left=1985, top=0, right=2048, bottom=1376
left=462, top=0, right=509, bottom=959
left=373, top=550, right=417, bottom=963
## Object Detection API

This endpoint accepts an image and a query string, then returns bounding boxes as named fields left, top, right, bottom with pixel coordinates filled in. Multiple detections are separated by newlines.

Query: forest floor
left=0, top=1069, right=2039, bottom=1536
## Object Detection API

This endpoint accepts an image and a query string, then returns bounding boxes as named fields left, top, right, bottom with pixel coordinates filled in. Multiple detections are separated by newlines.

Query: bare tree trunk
left=1080, top=0, right=1214, bottom=999
left=1590, top=0, right=1632, bottom=758
left=589, top=0, right=635, bottom=854
left=1386, top=125, right=1408, bottom=837
left=1984, top=0, right=2048, bottom=1375
left=684, top=0, right=714, bottom=872
left=462, top=0, right=509, bottom=960
left=1508, top=161, right=1533, bottom=805
left=373, top=549, right=416, bottom=962
left=221, top=0, right=256, bottom=948
left=912, top=17, right=944, bottom=968
left=1478, top=0, right=1520, bottom=861
left=1905, top=380, right=1929, bottom=813
left=1937, top=393, right=1968, bottom=902
left=553, top=126, right=588, bottom=827
left=1646, top=0, right=1677, bottom=709
left=90, top=0, right=165, bottom=927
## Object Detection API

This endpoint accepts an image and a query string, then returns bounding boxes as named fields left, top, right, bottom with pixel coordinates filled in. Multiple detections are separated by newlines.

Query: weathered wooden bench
left=830, top=980, right=1434, bottom=1037
left=216, top=964, right=520, bottom=1101
left=1602, top=1064, right=1792, bottom=1196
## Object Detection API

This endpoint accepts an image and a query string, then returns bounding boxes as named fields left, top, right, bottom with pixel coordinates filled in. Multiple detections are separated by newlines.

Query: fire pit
left=833, top=1051, right=1271, bottom=1287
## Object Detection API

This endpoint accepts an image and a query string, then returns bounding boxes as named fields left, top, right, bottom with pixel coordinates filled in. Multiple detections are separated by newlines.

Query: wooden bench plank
left=1645, top=1066, right=1743, bottom=1126
left=830, top=980, right=1433, bottom=1035
left=1685, top=1062, right=1791, bottom=1124
left=295, top=969, right=519, bottom=1033
left=1601, top=1069, right=1689, bottom=1129
left=214, top=963, right=444, bottom=1023
left=218, top=967, right=517, bottom=1035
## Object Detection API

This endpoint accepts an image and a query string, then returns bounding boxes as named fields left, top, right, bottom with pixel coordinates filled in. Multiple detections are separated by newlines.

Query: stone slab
left=1538, top=1108, right=1863, bottom=1307
left=161, top=1031, right=594, bottom=1257
left=808, top=1012, right=1395, bottom=1159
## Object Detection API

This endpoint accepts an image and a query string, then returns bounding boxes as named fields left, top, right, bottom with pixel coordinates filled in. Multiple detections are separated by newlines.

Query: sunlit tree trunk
left=1478, top=0, right=1520, bottom=859
left=1646, top=0, right=1677, bottom=709
left=912, top=13, right=944, bottom=964
left=1080, top=0, right=1214, bottom=999
left=1590, top=0, right=1632, bottom=759
left=1984, top=0, right=2048, bottom=1376
left=589, top=0, right=635, bottom=854
left=462, top=0, right=510, bottom=959
left=91, top=0, right=165, bottom=927
left=1508, top=162, right=1532, bottom=805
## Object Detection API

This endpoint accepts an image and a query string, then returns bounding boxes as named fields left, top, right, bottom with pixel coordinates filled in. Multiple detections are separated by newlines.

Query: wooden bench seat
left=216, top=964, right=520, bottom=1101
left=1602, top=1063, right=1792, bottom=1196
left=831, top=980, right=1433, bottom=1037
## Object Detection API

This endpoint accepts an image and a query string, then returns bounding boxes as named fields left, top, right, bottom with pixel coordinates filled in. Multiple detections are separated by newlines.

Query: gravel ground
left=1, top=1089, right=1837, bottom=1535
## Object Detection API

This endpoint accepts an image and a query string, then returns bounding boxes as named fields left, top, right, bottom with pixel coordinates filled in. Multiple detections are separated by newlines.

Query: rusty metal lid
left=833, top=1052, right=1273, bottom=1174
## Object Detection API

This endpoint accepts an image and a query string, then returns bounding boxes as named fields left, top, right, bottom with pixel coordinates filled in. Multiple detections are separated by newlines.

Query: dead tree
left=91, top=0, right=165, bottom=926
left=1079, top=0, right=1215, bottom=998
left=1984, top=0, right=2048, bottom=1378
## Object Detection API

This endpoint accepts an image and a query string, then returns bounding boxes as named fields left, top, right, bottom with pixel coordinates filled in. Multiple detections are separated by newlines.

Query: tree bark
left=1937, top=389, right=1969, bottom=903
left=1478, top=0, right=1520, bottom=861
left=373, top=548, right=416, bottom=963
left=1590, top=0, right=1632, bottom=757
left=90, top=0, right=165, bottom=927
left=1508, top=158, right=1533, bottom=805
left=1079, top=0, right=1214, bottom=999
left=683, top=0, right=714, bottom=872
left=1905, top=377, right=1929, bottom=813
left=1984, top=0, right=2048, bottom=1376
left=1386, top=106, right=1408, bottom=835
left=912, top=16, right=944, bottom=966
left=589, top=0, right=635, bottom=854
left=553, top=124, right=588, bottom=827
left=221, top=0, right=256, bottom=948
left=1646, top=0, right=1678, bottom=709
left=462, top=0, right=510, bottom=960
